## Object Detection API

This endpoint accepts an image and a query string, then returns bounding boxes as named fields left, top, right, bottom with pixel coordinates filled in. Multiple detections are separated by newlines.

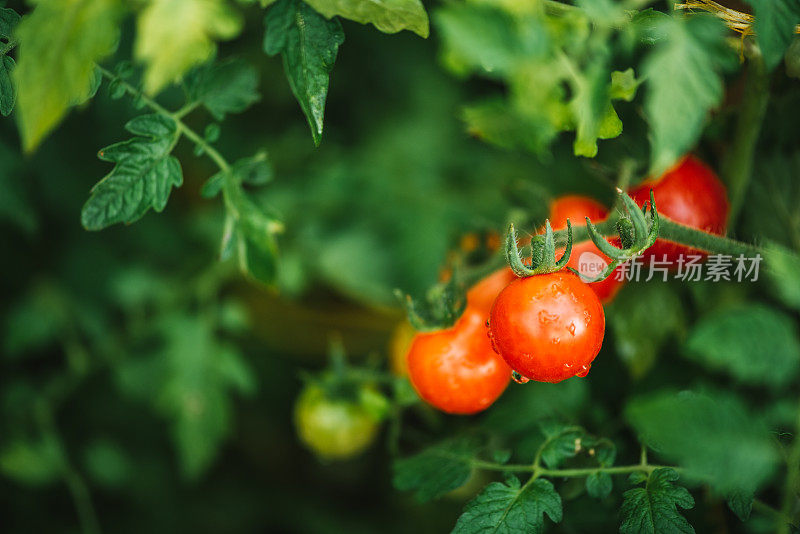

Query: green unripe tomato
left=294, top=384, right=381, bottom=460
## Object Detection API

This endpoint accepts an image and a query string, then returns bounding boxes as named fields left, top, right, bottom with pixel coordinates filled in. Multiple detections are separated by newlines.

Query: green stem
left=36, top=402, right=101, bottom=534
left=469, top=458, right=676, bottom=477
left=96, top=66, right=230, bottom=173
left=721, top=56, right=770, bottom=229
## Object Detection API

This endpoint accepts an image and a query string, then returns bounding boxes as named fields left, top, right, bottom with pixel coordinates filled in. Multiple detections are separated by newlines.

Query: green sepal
left=395, top=271, right=467, bottom=332
left=505, top=220, right=573, bottom=277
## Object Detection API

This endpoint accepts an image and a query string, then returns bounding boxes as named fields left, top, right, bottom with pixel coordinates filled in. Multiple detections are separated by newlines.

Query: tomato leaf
left=0, top=7, right=20, bottom=117
left=744, top=0, right=800, bottom=71
left=392, top=438, right=478, bottom=502
left=304, top=0, right=429, bottom=38
left=642, top=14, right=733, bottom=173
left=81, top=114, right=182, bottom=230
left=586, top=471, right=613, bottom=499
left=13, top=0, right=123, bottom=151
left=184, top=59, right=261, bottom=120
left=114, top=313, right=255, bottom=479
left=135, top=0, right=243, bottom=95
left=726, top=489, right=754, bottom=522
left=608, top=282, right=685, bottom=379
left=626, top=391, right=779, bottom=495
left=263, top=0, right=344, bottom=146
left=452, top=477, right=562, bottom=534
left=619, top=468, right=694, bottom=534
left=684, top=305, right=800, bottom=388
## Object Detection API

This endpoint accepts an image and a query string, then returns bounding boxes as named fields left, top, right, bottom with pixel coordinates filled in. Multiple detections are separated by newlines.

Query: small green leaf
left=764, top=242, right=800, bottom=310
left=135, top=0, right=243, bottom=94
left=452, top=477, right=562, bottom=534
left=620, top=468, right=694, bottom=534
left=263, top=0, right=344, bottom=145
left=393, top=438, right=478, bottom=502
left=608, top=282, right=684, bottom=378
left=0, top=7, right=20, bottom=39
left=81, top=114, right=182, bottom=230
left=304, top=0, right=429, bottom=37
left=538, top=423, right=584, bottom=469
left=185, top=59, right=260, bottom=120
left=220, top=174, right=282, bottom=284
left=726, top=490, right=753, bottom=522
left=610, top=68, right=640, bottom=102
left=0, top=438, right=62, bottom=486
left=14, top=0, right=123, bottom=151
left=586, top=471, right=612, bottom=499
left=626, top=391, right=779, bottom=495
left=684, top=305, right=800, bottom=388
left=745, top=0, right=800, bottom=71
left=0, top=7, right=20, bottom=117
left=643, top=14, right=733, bottom=173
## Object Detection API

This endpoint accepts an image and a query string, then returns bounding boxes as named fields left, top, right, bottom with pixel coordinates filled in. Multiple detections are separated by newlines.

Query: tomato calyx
left=394, top=271, right=467, bottom=332
left=506, top=218, right=575, bottom=277
left=579, top=189, right=660, bottom=282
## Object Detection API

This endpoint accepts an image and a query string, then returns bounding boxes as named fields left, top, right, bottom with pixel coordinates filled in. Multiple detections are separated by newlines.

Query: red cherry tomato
left=629, top=155, right=729, bottom=265
left=407, top=305, right=511, bottom=414
left=489, top=271, right=605, bottom=383
left=548, top=196, right=625, bottom=303
left=466, top=267, right=516, bottom=312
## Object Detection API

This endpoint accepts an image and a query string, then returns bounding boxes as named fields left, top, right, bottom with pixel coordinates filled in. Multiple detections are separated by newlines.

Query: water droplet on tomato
left=575, top=364, right=591, bottom=378
left=539, top=310, right=558, bottom=324
left=487, top=329, right=500, bottom=354
left=552, top=337, right=560, bottom=345
left=567, top=322, right=576, bottom=336
left=563, top=362, right=572, bottom=370
left=511, top=371, right=530, bottom=384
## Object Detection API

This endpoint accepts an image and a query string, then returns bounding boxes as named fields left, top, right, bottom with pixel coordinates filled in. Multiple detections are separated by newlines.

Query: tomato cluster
left=405, top=155, right=729, bottom=414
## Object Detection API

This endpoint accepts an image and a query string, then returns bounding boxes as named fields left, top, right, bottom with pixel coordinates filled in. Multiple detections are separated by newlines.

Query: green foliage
left=0, top=437, right=62, bottom=486
left=13, top=0, right=123, bottom=151
left=116, top=312, right=255, bottom=479
left=608, top=282, right=685, bottom=378
left=626, top=391, right=779, bottom=495
left=304, top=0, right=429, bottom=37
left=685, top=305, right=800, bottom=388
left=745, top=0, right=800, bottom=70
left=263, top=0, right=344, bottom=145
left=81, top=114, right=182, bottom=230
left=184, top=58, right=261, bottom=120
left=0, top=7, right=19, bottom=117
left=435, top=0, right=635, bottom=158
left=1, top=0, right=800, bottom=532
left=619, top=468, right=694, bottom=534
left=727, top=489, right=754, bottom=522
left=452, top=477, right=562, bottom=534
left=586, top=471, right=613, bottom=499
left=392, top=438, right=478, bottom=502
left=135, top=0, right=243, bottom=94
left=642, top=14, right=732, bottom=172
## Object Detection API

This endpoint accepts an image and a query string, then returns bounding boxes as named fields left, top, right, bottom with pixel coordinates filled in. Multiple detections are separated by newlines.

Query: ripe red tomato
left=548, top=195, right=624, bottom=303
left=466, top=267, right=516, bottom=311
left=489, top=271, right=605, bottom=383
left=629, top=155, right=729, bottom=264
left=406, top=305, right=511, bottom=414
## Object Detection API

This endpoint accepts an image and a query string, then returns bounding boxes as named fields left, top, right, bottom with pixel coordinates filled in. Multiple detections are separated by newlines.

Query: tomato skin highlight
left=294, top=384, right=380, bottom=460
left=406, top=305, right=512, bottom=414
left=629, top=155, right=729, bottom=265
left=548, top=195, right=624, bottom=304
left=489, top=271, right=605, bottom=383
